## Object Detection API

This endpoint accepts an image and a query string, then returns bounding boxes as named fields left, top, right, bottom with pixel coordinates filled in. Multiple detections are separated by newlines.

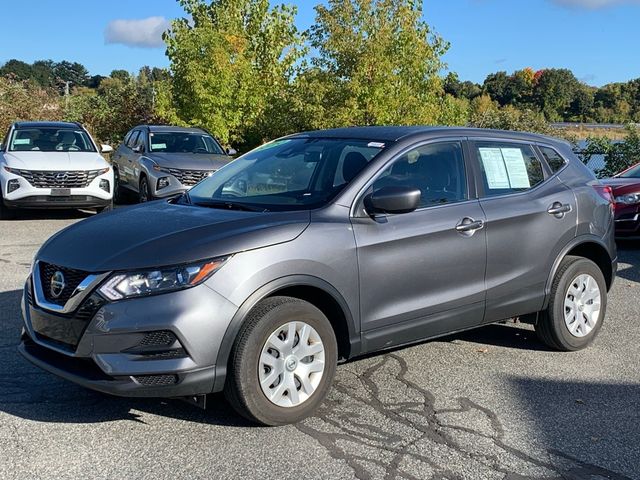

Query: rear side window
left=475, top=142, right=544, bottom=197
left=539, top=146, right=567, bottom=174
left=372, top=141, right=467, bottom=208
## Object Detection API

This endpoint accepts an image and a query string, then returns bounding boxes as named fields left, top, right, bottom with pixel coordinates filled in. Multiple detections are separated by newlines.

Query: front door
left=352, top=140, right=487, bottom=353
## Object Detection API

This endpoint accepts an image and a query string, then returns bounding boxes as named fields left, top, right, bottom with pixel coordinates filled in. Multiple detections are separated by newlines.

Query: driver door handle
left=456, top=217, right=484, bottom=234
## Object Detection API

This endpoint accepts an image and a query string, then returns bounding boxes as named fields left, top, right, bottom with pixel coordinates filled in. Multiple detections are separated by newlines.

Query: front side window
left=148, top=131, right=225, bottom=155
left=185, top=137, right=384, bottom=211
left=476, top=142, right=544, bottom=197
left=9, top=128, right=96, bottom=152
left=371, top=142, right=468, bottom=208
left=539, top=146, right=567, bottom=174
left=126, top=130, right=140, bottom=149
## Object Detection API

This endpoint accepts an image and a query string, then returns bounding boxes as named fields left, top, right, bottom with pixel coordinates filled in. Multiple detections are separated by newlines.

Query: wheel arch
left=544, top=236, right=615, bottom=309
left=212, top=275, right=360, bottom=393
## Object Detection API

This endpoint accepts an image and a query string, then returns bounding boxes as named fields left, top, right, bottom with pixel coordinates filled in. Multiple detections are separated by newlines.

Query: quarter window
left=476, top=142, right=544, bottom=197
left=126, top=131, right=140, bottom=149
left=371, top=142, right=468, bottom=208
left=539, top=146, right=567, bottom=174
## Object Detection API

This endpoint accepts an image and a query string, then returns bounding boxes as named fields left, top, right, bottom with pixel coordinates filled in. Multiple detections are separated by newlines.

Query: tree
left=0, top=77, right=63, bottom=134
left=533, top=69, right=580, bottom=121
left=483, top=71, right=510, bottom=105
left=581, top=126, right=640, bottom=178
left=165, top=0, right=303, bottom=147
left=303, top=0, right=462, bottom=128
left=0, top=59, right=33, bottom=81
left=54, top=61, right=89, bottom=87
left=31, top=60, right=56, bottom=87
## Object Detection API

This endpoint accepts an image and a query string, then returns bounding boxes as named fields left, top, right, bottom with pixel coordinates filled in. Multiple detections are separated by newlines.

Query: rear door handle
left=456, top=217, right=484, bottom=234
left=547, top=202, right=572, bottom=217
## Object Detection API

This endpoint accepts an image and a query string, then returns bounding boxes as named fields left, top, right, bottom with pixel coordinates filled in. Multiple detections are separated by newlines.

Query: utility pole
left=64, top=81, right=71, bottom=110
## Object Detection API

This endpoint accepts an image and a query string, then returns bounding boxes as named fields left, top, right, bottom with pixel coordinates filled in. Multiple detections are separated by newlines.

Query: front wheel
left=535, top=256, right=607, bottom=351
left=225, top=296, right=338, bottom=426
left=138, top=176, right=153, bottom=203
left=0, top=191, right=16, bottom=220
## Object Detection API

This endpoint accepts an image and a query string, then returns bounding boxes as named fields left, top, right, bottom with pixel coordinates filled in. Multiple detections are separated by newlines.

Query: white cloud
left=104, top=16, right=170, bottom=48
left=551, top=0, right=640, bottom=8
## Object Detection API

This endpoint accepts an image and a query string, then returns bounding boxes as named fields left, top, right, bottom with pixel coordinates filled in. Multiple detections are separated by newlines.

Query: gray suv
left=111, top=125, right=235, bottom=203
left=19, top=127, right=617, bottom=426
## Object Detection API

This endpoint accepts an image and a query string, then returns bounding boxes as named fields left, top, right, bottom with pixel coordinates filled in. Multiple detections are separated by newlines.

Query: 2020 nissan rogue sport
left=19, top=127, right=617, bottom=426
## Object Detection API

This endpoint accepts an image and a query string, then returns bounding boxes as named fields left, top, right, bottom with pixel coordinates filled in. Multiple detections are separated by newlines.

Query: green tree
left=0, top=59, right=33, bottom=81
left=305, top=0, right=460, bottom=128
left=533, top=69, right=580, bottom=121
left=165, top=0, right=303, bottom=147
left=54, top=60, right=89, bottom=87
left=0, top=77, right=62, bottom=135
left=581, top=126, right=640, bottom=178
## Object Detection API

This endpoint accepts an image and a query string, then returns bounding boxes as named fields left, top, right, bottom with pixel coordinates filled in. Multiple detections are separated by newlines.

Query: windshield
left=148, top=131, right=225, bottom=154
left=184, top=137, right=386, bottom=211
left=619, top=163, right=640, bottom=178
left=9, top=128, right=96, bottom=152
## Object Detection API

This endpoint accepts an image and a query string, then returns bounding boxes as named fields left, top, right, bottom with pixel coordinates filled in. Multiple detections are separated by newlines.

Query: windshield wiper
left=193, top=200, right=267, bottom=212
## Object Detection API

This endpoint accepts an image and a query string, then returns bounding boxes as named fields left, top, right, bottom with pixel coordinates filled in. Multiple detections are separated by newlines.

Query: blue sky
left=1, top=0, right=638, bottom=86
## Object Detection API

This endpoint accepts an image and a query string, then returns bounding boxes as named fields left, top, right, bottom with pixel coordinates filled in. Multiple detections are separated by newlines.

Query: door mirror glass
left=365, top=186, right=421, bottom=215
left=226, top=147, right=237, bottom=156
left=101, top=144, right=113, bottom=153
left=132, top=144, right=144, bottom=154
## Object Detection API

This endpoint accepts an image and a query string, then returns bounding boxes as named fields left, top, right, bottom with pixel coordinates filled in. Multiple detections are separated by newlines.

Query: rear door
left=469, top=138, right=577, bottom=322
left=352, top=139, right=488, bottom=352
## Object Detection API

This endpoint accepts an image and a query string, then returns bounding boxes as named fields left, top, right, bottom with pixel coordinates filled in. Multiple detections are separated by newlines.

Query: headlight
left=99, top=256, right=229, bottom=300
left=614, top=192, right=640, bottom=205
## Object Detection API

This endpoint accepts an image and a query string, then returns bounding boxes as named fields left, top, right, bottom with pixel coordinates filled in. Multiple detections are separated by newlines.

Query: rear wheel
left=113, top=168, right=125, bottom=204
left=225, top=296, right=338, bottom=426
left=535, top=256, right=606, bottom=351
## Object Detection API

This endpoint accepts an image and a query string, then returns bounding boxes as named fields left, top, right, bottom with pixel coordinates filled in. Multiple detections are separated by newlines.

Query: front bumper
left=19, top=276, right=238, bottom=398
left=4, top=195, right=111, bottom=209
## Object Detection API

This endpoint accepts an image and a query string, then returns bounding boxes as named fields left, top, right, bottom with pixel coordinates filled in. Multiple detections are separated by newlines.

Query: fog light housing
left=157, top=177, right=170, bottom=190
left=7, top=179, right=20, bottom=193
left=99, top=179, right=110, bottom=193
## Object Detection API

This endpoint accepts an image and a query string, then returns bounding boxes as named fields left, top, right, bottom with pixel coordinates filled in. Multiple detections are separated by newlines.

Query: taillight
left=593, top=185, right=614, bottom=204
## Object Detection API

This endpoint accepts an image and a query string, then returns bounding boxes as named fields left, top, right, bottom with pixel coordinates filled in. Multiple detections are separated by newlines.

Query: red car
left=601, top=162, right=640, bottom=238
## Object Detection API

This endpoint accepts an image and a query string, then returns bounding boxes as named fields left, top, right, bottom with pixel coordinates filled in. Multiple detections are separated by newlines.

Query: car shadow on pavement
left=0, top=288, right=251, bottom=428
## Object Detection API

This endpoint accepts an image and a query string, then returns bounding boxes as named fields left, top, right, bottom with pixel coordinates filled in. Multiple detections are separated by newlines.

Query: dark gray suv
left=111, top=125, right=234, bottom=203
left=19, top=127, right=617, bottom=426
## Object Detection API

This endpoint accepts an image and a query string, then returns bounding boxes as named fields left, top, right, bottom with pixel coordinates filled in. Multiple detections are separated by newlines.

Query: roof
left=139, top=125, right=207, bottom=134
left=287, top=125, right=569, bottom=146
left=14, top=121, right=81, bottom=129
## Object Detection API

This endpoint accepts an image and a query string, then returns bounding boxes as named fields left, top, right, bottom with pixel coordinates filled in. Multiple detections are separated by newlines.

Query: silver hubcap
left=564, top=273, right=601, bottom=338
left=259, top=321, right=325, bottom=408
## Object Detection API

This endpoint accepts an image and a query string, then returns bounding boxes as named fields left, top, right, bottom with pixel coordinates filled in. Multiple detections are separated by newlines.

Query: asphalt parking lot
left=1, top=209, right=639, bottom=480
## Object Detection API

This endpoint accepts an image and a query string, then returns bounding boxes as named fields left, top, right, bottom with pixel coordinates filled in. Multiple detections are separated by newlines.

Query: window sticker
left=151, top=143, right=167, bottom=150
left=479, top=148, right=510, bottom=189
left=13, top=139, right=31, bottom=145
left=501, top=148, right=531, bottom=189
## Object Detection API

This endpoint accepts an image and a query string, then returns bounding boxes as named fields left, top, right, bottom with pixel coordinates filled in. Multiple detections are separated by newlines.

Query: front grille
left=133, top=374, right=178, bottom=386
left=38, top=262, right=89, bottom=306
left=167, top=168, right=215, bottom=187
left=11, top=169, right=104, bottom=188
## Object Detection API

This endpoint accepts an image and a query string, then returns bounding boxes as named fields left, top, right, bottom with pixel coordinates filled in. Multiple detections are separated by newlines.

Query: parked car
left=19, top=127, right=616, bottom=426
left=111, top=125, right=235, bottom=203
left=0, top=121, right=114, bottom=219
left=600, top=162, right=640, bottom=238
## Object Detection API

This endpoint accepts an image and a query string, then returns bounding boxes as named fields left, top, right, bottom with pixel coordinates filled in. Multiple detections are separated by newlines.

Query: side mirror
left=226, top=147, right=237, bottom=156
left=101, top=144, right=113, bottom=153
left=364, top=186, right=421, bottom=215
left=132, top=145, right=144, bottom=154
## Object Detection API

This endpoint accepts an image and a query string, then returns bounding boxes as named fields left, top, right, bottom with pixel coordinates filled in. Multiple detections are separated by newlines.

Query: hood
left=600, top=177, right=640, bottom=192
left=3, top=151, right=108, bottom=171
left=37, top=201, right=310, bottom=272
left=148, top=152, right=231, bottom=171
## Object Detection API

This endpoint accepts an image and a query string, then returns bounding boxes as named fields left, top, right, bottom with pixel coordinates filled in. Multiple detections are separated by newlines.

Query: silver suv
left=19, top=127, right=617, bottom=425
left=111, top=125, right=234, bottom=203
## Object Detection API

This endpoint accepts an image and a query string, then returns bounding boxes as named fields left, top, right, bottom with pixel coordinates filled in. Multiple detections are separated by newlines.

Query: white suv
left=0, top=121, right=114, bottom=219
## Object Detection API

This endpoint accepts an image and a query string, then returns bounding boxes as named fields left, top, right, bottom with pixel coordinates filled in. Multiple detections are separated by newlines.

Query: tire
left=225, top=296, right=338, bottom=426
left=138, top=176, right=153, bottom=203
left=113, top=168, right=125, bottom=205
left=0, top=191, right=16, bottom=220
left=535, top=256, right=607, bottom=351
left=96, top=200, right=113, bottom=214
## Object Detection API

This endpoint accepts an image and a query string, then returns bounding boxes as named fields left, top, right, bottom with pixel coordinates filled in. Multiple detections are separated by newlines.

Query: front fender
left=211, top=274, right=360, bottom=393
